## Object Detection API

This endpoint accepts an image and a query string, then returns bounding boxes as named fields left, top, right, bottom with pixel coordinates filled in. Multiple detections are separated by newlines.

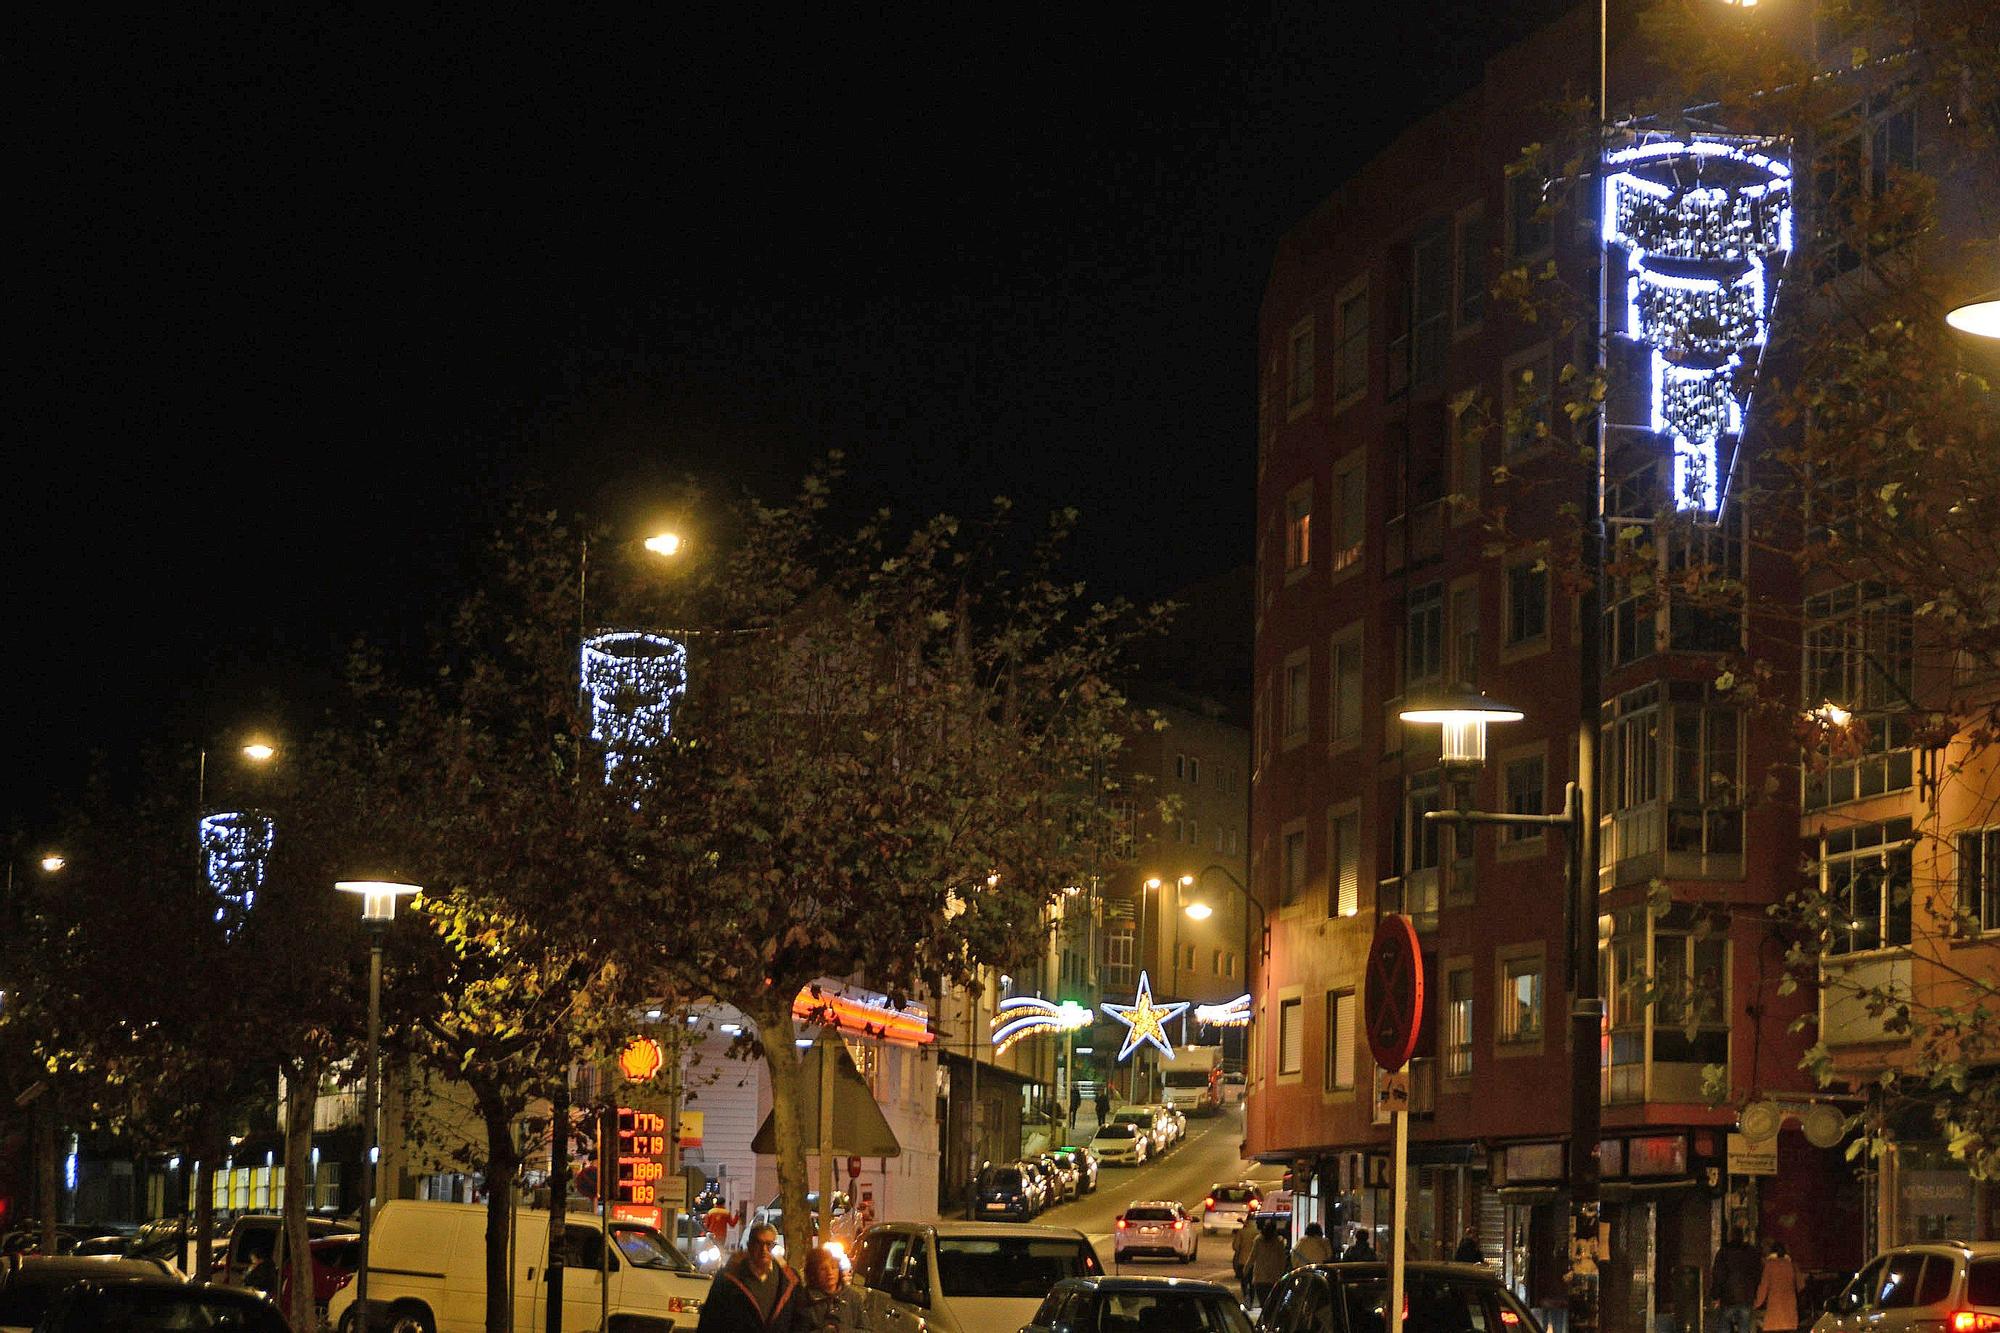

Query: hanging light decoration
left=201, top=810, right=275, bottom=935
left=580, top=629, right=688, bottom=778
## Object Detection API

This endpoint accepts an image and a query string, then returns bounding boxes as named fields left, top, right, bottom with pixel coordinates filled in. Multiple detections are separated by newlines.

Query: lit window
left=1330, top=810, right=1360, bottom=918
left=1956, top=829, right=2000, bottom=933
left=1278, top=998, right=1304, bottom=1075
left=1444, top=965, right=1474, bottom=1077
left=1286, top=491, right=1313, bottom=572
left=1498, top=954, right=1544, bottom=1043
left=1331, top=459, right=1366, bottom=571
left=1326, top=990, right=1356, bottom=1091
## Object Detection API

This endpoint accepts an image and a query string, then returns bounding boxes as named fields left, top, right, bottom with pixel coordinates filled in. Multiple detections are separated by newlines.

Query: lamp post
left=3, top=849, right=67, bottom=1251
left=1400, top=686, right=1599, bottom=1333
left=1181, top=863, right=1265, bottom=1076
left=335, top=880, right=421, bottom=1333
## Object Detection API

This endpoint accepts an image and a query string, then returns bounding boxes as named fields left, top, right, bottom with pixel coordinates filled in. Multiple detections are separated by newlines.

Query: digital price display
left=613, top=1107, right=668, bottom=1226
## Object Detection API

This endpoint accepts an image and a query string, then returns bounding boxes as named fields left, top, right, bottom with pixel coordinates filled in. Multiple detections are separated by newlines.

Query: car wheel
left=385, top=1302, right=435, bottom=1333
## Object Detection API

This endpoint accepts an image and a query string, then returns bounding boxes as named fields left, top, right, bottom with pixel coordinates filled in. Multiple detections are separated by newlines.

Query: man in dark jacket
left=1711, top=1229, right=1763, bottom=1333
left=699, top=1223, right=806, bottom=1333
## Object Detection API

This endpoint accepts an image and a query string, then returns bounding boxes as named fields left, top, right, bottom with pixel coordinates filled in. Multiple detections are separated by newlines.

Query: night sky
left=11, top=3, right=1569, bottom=828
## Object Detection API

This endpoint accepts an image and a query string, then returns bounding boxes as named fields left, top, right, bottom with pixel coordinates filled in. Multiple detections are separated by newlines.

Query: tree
left=606, top=463, right=1163, bottom=1260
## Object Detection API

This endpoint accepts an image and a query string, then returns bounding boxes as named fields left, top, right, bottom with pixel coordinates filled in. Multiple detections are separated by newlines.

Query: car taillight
left=1951, top=1314, right=2000, bottom=1333
left=1205, top=1198, right=1216, bottom=1210
left=1117, top=1219, right=1128, bottom=1229
left=1173, top=1220, right=1185, bottom=1231
left=1499, top=1312, right=1520, bottom=1326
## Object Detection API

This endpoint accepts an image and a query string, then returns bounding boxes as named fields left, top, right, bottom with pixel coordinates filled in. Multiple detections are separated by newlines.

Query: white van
left=853, top=1222, right=1103, bottom=1333
left=325, top=1200, right=709, bottom=1333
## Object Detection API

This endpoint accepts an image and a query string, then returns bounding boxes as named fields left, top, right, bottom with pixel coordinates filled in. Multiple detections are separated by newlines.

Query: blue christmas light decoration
left=580, top=629, right=687, bottom=778
left=201, top=810, right=275, bottom=934
left=1604, top=134, right=1791, bottom=512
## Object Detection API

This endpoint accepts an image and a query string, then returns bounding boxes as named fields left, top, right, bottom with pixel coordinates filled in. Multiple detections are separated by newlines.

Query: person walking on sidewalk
left=1094, top=1086, right=1110, bottom=1127
left=1231, top=1216, right=1260, bottom=1303
left=1291, top=1223, right=1333, bottom=1267
left=1755, top=1240, right=1806, bottom=1333
left=1248, top=1221, right=1291, bottom=1312
left=1711, top=1228, right=1763, bottom=1333
left=698, top=1223, right=806, bottom=1333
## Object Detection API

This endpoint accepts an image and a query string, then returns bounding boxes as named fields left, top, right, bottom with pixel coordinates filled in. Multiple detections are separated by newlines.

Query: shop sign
left=1628, top=1134, right=1689, bottom=1177
left=1900, top=1170, right=1974, bottom=1230
left=1503, top=1142, right=1566, bottom=1183
left=1727, top=1133, right=1778, bottom=1176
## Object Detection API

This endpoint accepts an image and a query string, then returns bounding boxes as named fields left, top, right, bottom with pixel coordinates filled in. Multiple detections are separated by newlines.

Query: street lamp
left=334, top=879, right=421, bottom=1333
left=1946, top=291, right=2000, bottom=339
left=1398, top=684, right=1524, bottom=771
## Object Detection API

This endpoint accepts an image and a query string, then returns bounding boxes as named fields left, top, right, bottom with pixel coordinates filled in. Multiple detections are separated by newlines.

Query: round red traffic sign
left=847, top=1156, right=862, bottom=1179
left=1364, top=914, right=1424, bottom=1071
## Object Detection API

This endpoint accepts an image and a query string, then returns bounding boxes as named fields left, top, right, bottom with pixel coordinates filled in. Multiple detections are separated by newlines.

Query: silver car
left=1813, top=1242, right=2000, bottom=1333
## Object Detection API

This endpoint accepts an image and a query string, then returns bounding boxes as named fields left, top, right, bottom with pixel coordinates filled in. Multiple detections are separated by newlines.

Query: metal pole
left=1134, top=886, right=1148, bottom=1102
left=817, top=1034, right=836, bottom=1248
left=966, top=984, right=980, bottom=1220
left=1390, top=1090, right=1409, bottom=1333
left=359, top=931, right=382, bottom=1333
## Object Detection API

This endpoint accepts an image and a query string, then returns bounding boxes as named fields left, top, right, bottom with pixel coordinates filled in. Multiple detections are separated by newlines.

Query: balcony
left=1820, top=953, right=1913, bottom=1048
left=1384, top=501, right=1445, bottom=575
left=1600, top=801, right=1744, bottom=889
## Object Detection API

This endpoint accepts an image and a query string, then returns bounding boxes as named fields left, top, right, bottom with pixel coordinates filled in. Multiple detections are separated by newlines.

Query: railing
left=1602, top=801, right=1744, bottom=887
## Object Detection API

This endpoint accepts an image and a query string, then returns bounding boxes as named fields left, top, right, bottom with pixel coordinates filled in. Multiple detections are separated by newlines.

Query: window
left=1335, top=282, right=1370, bottom=401
left=1503, top=354, right=1551, bottom=456
left=1450, top=404, right=1483, bottom=520
left=1602, top=685, right=1662, bottom=816
left=1667, top=506, right=1745, bottom=652
left=1282, top=828, right=1308, bottom=907
left=1285, top=488, right=1313, bottom=573
left=1404, top=583, right=1444, bottom=690
left=1284, top=655, right=1311, bottom=743
left=1450, top=583, right=1479, bottom=686
left=1411, top=225, right=1450, bottom=388
left=1105, top=923, right=1134, bottom=987
left=1957, top=828, right=2000, bottom=933
left=1820, top=819, right=1914, bottom=955
left=1498, top=952, right=1544, bottom=1043
left=1455, top=205, right=1487, bottom=329
left=1278, top=997, right=1304, bottom=1076
left=1212, top=948, right=1223, bottom=975
left=1326, top=990, right=1356, bottom=1091
left=1174, top=753, right=1186, bottom=780
left=1110, top=798, right=1137, bottom=860
left=1405, top=772, right=1442, bottom=874
left=1331, top=454, right=1366, bottom=572
left=1330, top=810, right=1360, bottom=918
left=1507, top=164, right=1551, bottom=257
left=1188, top=758, right=1200, bottom=786
left=1505, top=561, right=1548, bottom=647
left=1224, top=952, right=1236, bottom=979
left=1503, top=755, right=1546, bottom=842
left=1287, top=318, right=1316, bottom=411
left=1443, top=964, right=1474, bottom=1077
left=1331, top=627, right=1363, bottom=745
left=1814, top=96, right=1918, bottom=281
left=1603, top=461, right=1661, bottom=666
left=1667, top=690, right=1743, bottom=851
left=1803, top=585, right=1915, bottom=810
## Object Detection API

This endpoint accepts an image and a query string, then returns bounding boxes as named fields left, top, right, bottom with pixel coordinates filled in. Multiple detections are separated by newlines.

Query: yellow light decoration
left=1101, top=972, right=1191, bottom=1061
left=1193, top=995, right=1253, bottom=1028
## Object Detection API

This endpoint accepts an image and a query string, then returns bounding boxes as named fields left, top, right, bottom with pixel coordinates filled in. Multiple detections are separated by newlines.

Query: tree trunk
left=478, top=1083, right=523, bottom=1333
left=283, top=1054, right=321, bottom=1333
left=546, top=1075, right=569, bottom=1333
left=195, top=1106, right=220, bottom=1283
left=35, top=1097, right=59, bottom=1252
left=756, top=1000, right=812, bottom=1267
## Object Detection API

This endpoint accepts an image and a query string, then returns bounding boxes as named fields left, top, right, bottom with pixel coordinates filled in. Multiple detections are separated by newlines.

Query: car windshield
left=610, top=1224, right=695, bottom=1272
left=1097, top=1291, right=1253, bottom=1333
left=1163, top=1072, right=1210, bottom=1086
left=1095, top=1125, right=1135, bottom=1139
left=936, top=1237, right=1101, bottom=1297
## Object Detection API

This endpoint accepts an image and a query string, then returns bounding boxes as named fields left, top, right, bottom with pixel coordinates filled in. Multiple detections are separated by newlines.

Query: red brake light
left=1500, top=1313, right=1521, bottom=1327
left=1951, top=1314, right=2000, bottom=1333
left=1205, top=1197, right=1216, bottom=1210
left=1116, top=1218, right=1127, bottom=1229
left=1174, top=1220, right=1186, bottom=1231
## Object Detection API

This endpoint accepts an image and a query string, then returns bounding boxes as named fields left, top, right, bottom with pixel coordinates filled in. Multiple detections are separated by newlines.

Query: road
left=1035, top=1105, right=1283, bottom=1289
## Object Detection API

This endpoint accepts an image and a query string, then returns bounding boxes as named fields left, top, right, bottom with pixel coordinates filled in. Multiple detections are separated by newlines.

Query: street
left=1037, top=1106, right=1283, bottom=1289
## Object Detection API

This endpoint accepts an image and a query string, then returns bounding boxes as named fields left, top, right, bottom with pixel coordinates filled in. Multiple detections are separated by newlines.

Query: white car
left=855, top=1221, right=1103, bottom=1333
left=1109, top=1110, right=1169, bottom=1157
left=1113, top=1202, right=1199, bottom=1264
left=1218, top=1072, right=1247, bottom=1106
left=1201, top=1183, right=1263, bottom=1234
left=1813, top=1241, right=2000, bottom=1333
left=1089, top=1122, right=1149, bottom=1166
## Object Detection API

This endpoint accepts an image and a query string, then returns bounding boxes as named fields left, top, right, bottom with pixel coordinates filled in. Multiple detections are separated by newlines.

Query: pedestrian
left=1248, top=1220, right=1292, bottom=1311
left=706, top=1200, right=741, bottom=1250
left=801, top=1247, right=871, bottom=1333
left=1340, top=1228, right=1377, bottom=1263
left=1710, top=1228, right=1762, bottom=1333
left=1231, top=1216, right=1260, bottom=1302
left=697, top=1222, right=806, bottom=1333
left=1453, top=1228, right=1483, bottom=1264
left=1292, top=1223, right=1333, bottom=1267
left=1755, top=1240, right=1806, bottom=1333
left=1069, top=1083, right=1083, bottom=1127
left=1094, top=1086, right=1110, bottom=1126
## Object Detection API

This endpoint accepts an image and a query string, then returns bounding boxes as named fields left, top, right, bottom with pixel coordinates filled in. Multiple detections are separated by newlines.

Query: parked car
left=1109, top=1110, right=1168, bottom=1157
left=1812, top=1241, right=2000, bottom=1333
left=975, top=1165, right=1044, bottom=1222
left=36, top=1278, right=290, bottom=1332
left=1050, top=1146, right=1098, bottom=1194
left=0, top=1255, right=180, bottom=1333
left=1016, top=1162, right=1054, bottom=1214
left=1113, top=1202, right=1199, bottom=1265
left=1256, top=1260, right=1542, bottom=1333
left=1021, top=1275, right=1253, bottom=1333
left=1090, top=1122, right=1148, bottom=1167
left=276, top=1233, right=363, bottom=1317
left=209, top=1213, right=356, bottom=1290
left=1038, top=1154, right=1081, bottom=1204
left=855, top=1221, right=1104, bottom=1333
left=1202, top=1184, right=1263, bottom=1234
left=325, top=1199, right=708, bottom=1333
left=756, top=1191, right=859, bottom=1265
left=1154, top=1106, right=1187, bottom=1147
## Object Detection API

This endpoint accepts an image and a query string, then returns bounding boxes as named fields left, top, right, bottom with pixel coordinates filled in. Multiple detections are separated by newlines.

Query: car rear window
left=936, top=1236, right=1102, bottom=1298
left=1340, top=1273, right=1497, bottom=1333
left=1215, top=1188, right=1258, bottom=1203
left=1879, top=1253, right=1928, bottom=1309
left=987, top=1169, right=1025, bottom=1189
left=1099, top=1291, right=1253, bottom=1333
left=1126, top=1207, right=1176, bottom=1222
left=1968, top=1260, right=2000, bottom=1308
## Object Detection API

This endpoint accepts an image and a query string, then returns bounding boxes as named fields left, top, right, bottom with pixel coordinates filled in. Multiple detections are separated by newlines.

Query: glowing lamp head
left=335, top=879, right=422, bottom=923
left=1946, top=294, right=2000, bottom=340
left=241, top=742, right=277, bottom=763
left=1143, top=877, right=1163, bottom=891
left=38, top=853, right=67, bottom=874
left=1184, top=901, right=1215, bottom=922
left=1399, top=684, right=1524, bottom=768
left=1812, top=701, right=1854, bottom=729
left=644, top=531, right=684, bottom=557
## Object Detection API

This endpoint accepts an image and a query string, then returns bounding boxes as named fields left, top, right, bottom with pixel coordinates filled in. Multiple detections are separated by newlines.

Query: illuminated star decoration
left=1192, top=995, right=1253, bottom=1028
left=990, top=997, right=1094, bottom=1054
left=1102, top=972, right=1191, bottom=1062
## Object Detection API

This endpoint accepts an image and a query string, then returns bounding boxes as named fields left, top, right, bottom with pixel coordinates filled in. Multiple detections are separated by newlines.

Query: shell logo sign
left=618, top=1036, right=665, bottom=1083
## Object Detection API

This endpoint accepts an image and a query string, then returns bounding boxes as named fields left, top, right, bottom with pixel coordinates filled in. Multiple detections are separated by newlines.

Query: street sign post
left=1365, top=914, right=1424, bottom=1333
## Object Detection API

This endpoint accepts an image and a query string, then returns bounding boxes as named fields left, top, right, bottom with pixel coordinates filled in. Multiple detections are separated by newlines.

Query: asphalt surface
left=1033, top=1104, right=1284, bottom=1290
